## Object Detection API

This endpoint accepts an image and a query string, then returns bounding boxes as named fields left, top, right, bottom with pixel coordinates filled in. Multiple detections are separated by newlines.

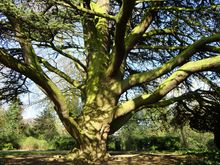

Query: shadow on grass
left=0, top=150, right=220, bottom=165
left=0, top=150, right=71, bottom=165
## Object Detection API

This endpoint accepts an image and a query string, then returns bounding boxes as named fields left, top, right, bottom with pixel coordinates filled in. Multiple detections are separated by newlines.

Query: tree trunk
left=66, top=79, right=117, bottom=163
left=180, top=126, right=188, bottom=148
left=68, top=122, right=110, bottom=164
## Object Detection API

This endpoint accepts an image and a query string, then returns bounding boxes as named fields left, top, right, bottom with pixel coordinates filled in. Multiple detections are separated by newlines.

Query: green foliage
left=171, top=93, right=220, bottom=150
left=19, top=136, right=51, bottom=150
left=0, top=108, right=5, bottom=125
left=4, top=99, right=24, bottom=136
left=0, top=134, right=20, bottom=150
left=182, top=151, right=220, bottom=165
left=108, top=135, right=181, bottom=151
left=107, top=136, right=121, bottom=151
left=51, top=136, right=76, bottom=150
left=147, top=136, right=181, bottom=151
left=110, top=108, right=215, bottom=152
left=1, top=143, right=14, bottom=150
left=0, top=100, right=77, bottom=151
left=207, top=139, right=218, bottom=151
left=32, top=108, right=59, bottom=140
left=0, top=99, right=25, bottom=149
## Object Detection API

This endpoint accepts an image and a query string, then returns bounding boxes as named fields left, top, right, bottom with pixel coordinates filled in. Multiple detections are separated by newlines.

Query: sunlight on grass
left=1, top=150, right=220, bottom=164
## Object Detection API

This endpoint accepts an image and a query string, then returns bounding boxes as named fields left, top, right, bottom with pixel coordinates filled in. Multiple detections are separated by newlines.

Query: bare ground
left=0, top=152, right=204, bottom=165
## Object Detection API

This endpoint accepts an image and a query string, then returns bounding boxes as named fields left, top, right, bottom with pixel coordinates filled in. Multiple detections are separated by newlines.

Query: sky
left=20, top=82, right=47, bottom=119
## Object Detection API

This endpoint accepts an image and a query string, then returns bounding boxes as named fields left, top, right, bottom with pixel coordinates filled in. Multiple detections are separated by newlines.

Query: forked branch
left=38, top=56, right=82, bottom=88
left=121, top=33, right=220, bottom=93
left=114, top=55, right=220, bottom=119
left=106, top=0, right=135, bottom=77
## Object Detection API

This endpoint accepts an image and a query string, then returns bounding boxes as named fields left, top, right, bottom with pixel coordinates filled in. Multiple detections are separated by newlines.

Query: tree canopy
left=0, top=0, right=220, bottom=162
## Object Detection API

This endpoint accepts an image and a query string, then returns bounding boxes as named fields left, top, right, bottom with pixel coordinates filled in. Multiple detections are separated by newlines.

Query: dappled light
left=1, top=151, right=215, bottom=165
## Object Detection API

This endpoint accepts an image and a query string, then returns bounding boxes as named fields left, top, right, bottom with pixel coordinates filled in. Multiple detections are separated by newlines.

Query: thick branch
left=143, top=28, right=176, bottom=38
left=121, top=33, right=220, bottom=93
left=106, top=0, right=135, bottom=77
left=134, top=45, right=186, bottom=50
left=202, top=45, right=220, bottom=53
left=143, top=90, right=203, bottom=108
left=114, top=55, right=220, bottom=119
left=95, top=0, right=110, bottom=54
left=6, top=14, right=41, bottom=68
left=110, top=90, right=201, bottom=134
left=125, top=2, right=163, bottom=51
left=0, top=48, right=81, bottom=139
left=0, top=49, right=30, bottom=78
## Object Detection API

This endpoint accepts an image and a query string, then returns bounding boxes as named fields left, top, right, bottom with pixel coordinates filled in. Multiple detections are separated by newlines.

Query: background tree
left=172, top=80, right=220, bottom=149
left=0, top=98, right=25, bottom=149
left=0, top=0, right=220, bottom=163
left=32, top=108, right=59, bottom=140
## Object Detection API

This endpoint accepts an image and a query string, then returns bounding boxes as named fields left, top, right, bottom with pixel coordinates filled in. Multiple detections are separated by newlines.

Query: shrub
left=0, top=135, right=20, bottom=150
left=118, top=135, right=181, bottom=151
left=145, top=136, right=181, bottom=151
left=51, top=136, right=76, bottom=150
left=1, top=143, right=14, bottom=150
left=163, top=136, right=182, bottom=150
left=107, top=135, right=181, bottom=151
left=125, top=136, right=137, bottom=151
left=207, top=139, right=219, bottom=151
left=19, top=136, right=51, bottom=150
left=107, top=136, right=122, bottom=151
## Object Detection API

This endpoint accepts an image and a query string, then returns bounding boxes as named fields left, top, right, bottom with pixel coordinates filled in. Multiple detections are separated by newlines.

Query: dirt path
left=0, top=153, right=202, bottom=165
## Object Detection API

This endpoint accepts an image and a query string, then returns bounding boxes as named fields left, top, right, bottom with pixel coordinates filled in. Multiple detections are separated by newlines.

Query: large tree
left=0, top=0, right=220, bottom=162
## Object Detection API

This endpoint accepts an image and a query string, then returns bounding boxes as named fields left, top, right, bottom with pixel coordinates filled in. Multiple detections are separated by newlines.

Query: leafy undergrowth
left=183, top=150, right=220, bottom=165
left=0, top=150, right=219, bottom=165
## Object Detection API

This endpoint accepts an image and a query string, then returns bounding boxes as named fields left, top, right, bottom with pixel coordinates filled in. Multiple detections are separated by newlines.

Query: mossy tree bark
left=0, top=0, right=220, bottom=163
